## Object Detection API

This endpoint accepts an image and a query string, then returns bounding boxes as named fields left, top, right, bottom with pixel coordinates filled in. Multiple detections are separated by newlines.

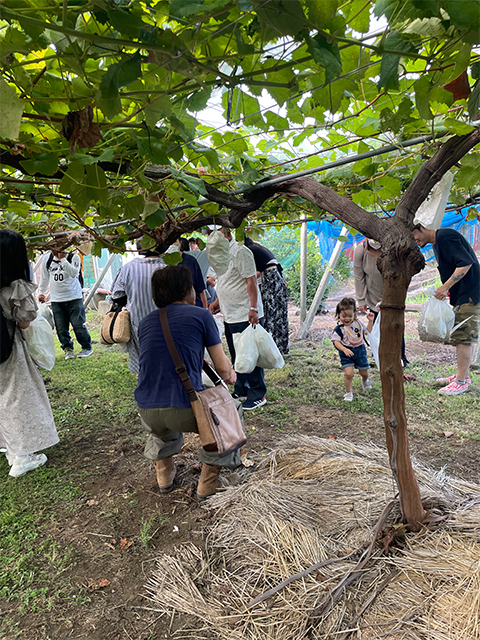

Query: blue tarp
left=308, top=205, right=480, bottom=263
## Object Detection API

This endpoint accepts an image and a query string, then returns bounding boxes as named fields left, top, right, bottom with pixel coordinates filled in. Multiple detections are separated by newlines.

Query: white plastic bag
left=22, top=315, right=56, bottom=370
left=233, top=324, right=259, bottom=374
left=254, top=324, right=285, bottom=369
left=37, top=302, right=54, bottom=329
left=367, top=312, right=381, bottom=371
left=413, top=171, right=453, bottom=230
left=419, top=289, right=455, bottom=341
left=206, top=229, right=231, bottom=276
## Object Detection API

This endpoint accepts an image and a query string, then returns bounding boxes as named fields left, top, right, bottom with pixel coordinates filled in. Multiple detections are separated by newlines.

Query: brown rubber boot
left=196, top=464, right=239, bottom=501
left=154, top=457, right=176, bottom=493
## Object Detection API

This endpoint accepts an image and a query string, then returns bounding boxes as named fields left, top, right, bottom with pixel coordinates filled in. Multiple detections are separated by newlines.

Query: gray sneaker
left=64, top=350, right=75, bottom=360
left=77, top=349, right=93, bottom=358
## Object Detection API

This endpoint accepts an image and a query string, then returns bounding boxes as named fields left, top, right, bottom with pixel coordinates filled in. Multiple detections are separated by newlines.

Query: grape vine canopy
left=1, top=0, right=480, bottom=528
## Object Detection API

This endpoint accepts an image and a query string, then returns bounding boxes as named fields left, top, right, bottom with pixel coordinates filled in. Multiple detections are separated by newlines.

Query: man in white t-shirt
left=215, top=229, right=266, bottom=410
left=38, top=250, right=92, bottom=360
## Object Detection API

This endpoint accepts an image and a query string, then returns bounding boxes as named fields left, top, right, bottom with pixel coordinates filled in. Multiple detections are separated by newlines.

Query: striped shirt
left=110, top=257, right=166, bottom=374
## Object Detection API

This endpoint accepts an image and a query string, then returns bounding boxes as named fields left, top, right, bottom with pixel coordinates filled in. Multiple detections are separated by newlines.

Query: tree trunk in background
left=380, top=261, right=425, bottom=529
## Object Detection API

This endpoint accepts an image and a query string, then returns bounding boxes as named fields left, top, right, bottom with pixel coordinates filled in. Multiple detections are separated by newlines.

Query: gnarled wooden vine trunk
left=380, top=270, right=424, bottom=528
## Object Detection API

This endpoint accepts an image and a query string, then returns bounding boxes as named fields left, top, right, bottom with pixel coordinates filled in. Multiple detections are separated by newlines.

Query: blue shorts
left=339, top=344, right=370, bottom=370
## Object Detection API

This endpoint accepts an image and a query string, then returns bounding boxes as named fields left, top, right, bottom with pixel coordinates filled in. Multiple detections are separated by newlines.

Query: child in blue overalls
left=331, top=297, right=375, bottom=401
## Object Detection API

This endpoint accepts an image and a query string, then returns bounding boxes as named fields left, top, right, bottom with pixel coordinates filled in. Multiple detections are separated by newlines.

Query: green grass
left=0, top=462, right=85, bottom=613
left=0, top=312, right=138, bottom=625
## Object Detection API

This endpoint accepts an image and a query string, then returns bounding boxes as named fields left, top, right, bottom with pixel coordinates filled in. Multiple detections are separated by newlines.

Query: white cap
left=206, top=224, right=217, bottom=230
left=368, top=239, right=381, bottom=250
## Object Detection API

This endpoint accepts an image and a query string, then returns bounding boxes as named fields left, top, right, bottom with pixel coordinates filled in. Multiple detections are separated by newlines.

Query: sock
left=456, top=379, right=465, bottom=385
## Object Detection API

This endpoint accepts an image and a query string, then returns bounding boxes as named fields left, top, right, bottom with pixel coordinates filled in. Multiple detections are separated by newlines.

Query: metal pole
left=83, top=253, right=116, bottom=309
left=299, top=226, right=348, bottom=339
left=300, top=214, right=308, bottom=323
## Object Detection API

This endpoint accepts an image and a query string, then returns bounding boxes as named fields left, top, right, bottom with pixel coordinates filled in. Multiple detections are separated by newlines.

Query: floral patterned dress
left=259, top=268, right=289, bottom=354
left=0, top=280, right=59, bottom=456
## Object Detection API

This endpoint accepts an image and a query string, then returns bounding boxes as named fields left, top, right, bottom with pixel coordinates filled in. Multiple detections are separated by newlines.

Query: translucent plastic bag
left=419, top=289, right=455, bottom=341
left=233, top=324, right=258, bottom=374
left=206, top=229, right=231, bottom=276
left=22, top=315, right=56, bottom=370
left=254, top=324, right=285, bottom=369
left=367, top=312, right=381, bottom=371
left=37, top=302, right=54, bottom=329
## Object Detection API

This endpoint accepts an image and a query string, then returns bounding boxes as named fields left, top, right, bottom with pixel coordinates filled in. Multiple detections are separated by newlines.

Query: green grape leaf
left=307, top=33, right=342, bottom=84
left=145, top=208, right=167, bottom=229
left=136, top=136, right=170, bottom=165
left=19, top=152, right=59, bottom=176
left=125, top=195, right=145, bottom=219
left=0, top=78, right=24, bottom=140
left=305, top=0, right=337, bottom=29
left=59, top=162, right=89, bottom=213
left=468, top=80, right=480, bottom=120
left=456, top=154, right=480, bottom=189
left=85, top=165, right=108, bottom=206
left=144, top=96, right=173, bottom=127
left=163, top=250, right=183, bottom=265
left=378, top=32, right=417, bottom=91
left=443, top=118, right=475, bottom=135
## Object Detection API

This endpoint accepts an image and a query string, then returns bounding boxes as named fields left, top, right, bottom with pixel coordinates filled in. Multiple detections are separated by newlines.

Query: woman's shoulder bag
left=100, top=300, right=131, bottom=345
left=158, top=308, right=246, bottom=458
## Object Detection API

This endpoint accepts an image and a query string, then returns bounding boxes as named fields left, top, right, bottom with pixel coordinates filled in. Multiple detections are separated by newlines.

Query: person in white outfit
left=0, top=229, right=59, bottom=477
left=38, top=249, right=92, bottom=359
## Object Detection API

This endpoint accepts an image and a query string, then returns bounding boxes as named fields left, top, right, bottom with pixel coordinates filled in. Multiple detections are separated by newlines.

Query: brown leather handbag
left=159, top=308, right=246, bottom=458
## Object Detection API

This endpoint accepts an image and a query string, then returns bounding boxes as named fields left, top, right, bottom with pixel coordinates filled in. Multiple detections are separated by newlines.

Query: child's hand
left=366, top=312, right=375, bottom=321
left=343, top=348, right=354, bottom=357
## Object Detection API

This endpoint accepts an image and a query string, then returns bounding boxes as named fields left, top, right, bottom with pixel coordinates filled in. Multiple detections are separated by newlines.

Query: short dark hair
left=136, top=238, right=168, bottom=257
left=188, top=237, right=199, bottom=245
left=0, top=229, right=31, bottom=288
left=335, top=297, right=356, bottom=320
left=151, top=265, right=193, bottom=308
left=411, top=223, right=423, bottom=231
left=179, top=237, right=189, bottom=252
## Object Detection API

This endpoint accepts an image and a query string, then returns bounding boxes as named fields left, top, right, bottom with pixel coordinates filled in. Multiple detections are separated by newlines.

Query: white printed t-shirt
left=216, top=240, right=264, bottom=324
left=39, top=253, right=82, bottom=302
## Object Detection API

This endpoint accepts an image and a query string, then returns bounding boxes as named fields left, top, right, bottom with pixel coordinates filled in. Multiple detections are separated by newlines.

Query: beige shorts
left=450, top=301, right=480, bottom=345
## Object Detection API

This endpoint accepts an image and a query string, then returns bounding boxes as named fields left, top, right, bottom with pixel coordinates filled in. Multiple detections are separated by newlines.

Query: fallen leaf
left=86, top=499, right=99, bottom=506
left=443, top=431, right=454, bottom=438
left=87, top=578, right=111, bottom=591
left=241, top=453, right=254, bottom=468
left=327, top=435, right=335, bottom=440
left=120, top=538, right=133, bottom=550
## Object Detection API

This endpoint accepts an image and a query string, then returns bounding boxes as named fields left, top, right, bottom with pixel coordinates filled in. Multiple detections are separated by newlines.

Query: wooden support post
left=300, top=214, right=308, bottom=323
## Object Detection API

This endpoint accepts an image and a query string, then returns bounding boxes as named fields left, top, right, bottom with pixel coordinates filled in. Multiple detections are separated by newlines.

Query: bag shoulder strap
left=101, top=308, right=122, bottom=344
left=158, top=308, right=198, bottom=402
left=46, top=253, right=54, bottom=271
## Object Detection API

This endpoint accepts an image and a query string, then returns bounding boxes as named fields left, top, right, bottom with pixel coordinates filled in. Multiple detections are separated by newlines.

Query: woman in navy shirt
left=135, top=265, right=241, bottom=499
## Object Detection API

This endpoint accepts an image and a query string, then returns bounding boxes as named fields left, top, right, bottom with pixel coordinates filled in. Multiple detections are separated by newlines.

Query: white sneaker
left=9, top=454, right=47, bottom=478
left=343, top=392, right=353, bottom=402
left=64, top=350, right=75, bottom=360
left=77, top=349, right=93, bottom=358
left=362, top=379, right=373, bottom=390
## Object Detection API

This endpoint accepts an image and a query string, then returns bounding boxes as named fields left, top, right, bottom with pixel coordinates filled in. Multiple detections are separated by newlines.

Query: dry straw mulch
left=145, top=436, right=480, bottom=639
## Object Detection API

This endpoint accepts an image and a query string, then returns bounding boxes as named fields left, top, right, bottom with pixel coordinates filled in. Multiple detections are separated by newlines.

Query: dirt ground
left=6, top=284, right=480, bottom=640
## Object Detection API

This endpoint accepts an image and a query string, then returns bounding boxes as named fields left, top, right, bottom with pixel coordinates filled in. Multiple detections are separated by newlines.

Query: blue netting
left=308, top=205, right=480, bottom=263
